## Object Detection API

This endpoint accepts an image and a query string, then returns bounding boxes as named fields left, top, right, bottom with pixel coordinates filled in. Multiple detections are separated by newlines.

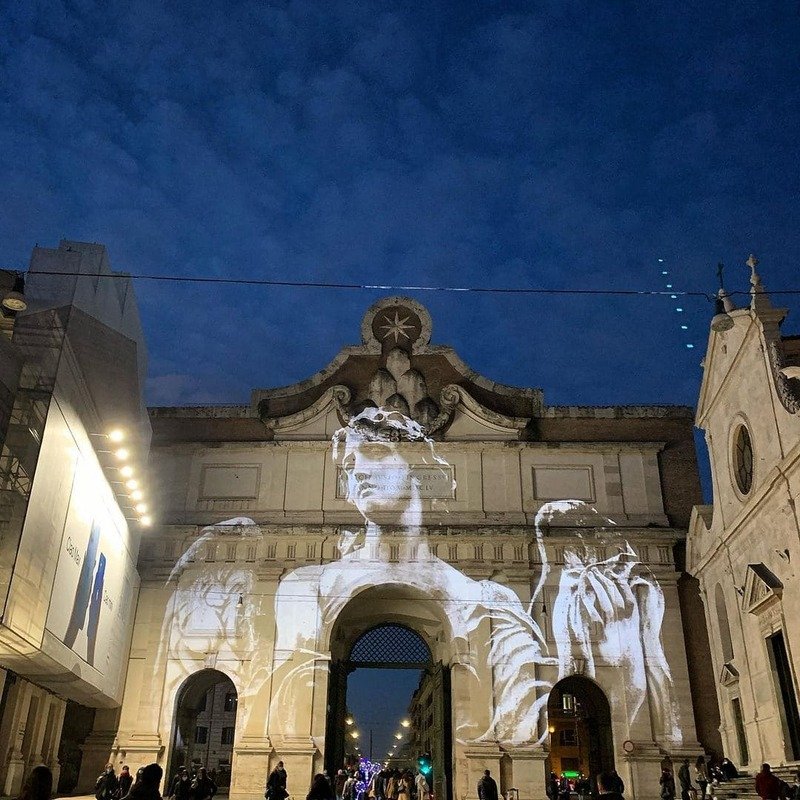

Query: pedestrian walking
left=660, top=768, right=676, bottom=800
left=678, top=760, right=694, bottom=800
left=97, top=765, right=120, bottom=800
left=477, top=770, right=499, bottom=800
left=119, top=766, right=134, bottom=799
left=755, top=764, right=784, bottom=800
left=191, top=768, right=216, bottom=800
left=695, top=757, right=708, bottom=800
left=266, top=762, right=289, bottom=800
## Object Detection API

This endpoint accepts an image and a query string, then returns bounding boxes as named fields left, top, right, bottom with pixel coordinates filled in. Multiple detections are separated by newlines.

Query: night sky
left=2, top=0, right=799, bottom=761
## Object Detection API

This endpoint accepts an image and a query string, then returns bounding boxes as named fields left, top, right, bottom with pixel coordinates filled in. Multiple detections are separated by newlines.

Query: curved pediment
left=253, top=296, right=543, bottom=439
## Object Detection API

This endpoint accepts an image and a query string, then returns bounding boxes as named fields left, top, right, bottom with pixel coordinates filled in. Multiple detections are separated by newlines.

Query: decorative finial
left=747, top=253, right=763, bottom=293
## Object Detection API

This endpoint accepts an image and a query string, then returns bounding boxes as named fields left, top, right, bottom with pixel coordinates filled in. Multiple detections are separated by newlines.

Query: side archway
left=547, top=676, right=613, bottom=781
left=168, top=669, right=238, bottom=793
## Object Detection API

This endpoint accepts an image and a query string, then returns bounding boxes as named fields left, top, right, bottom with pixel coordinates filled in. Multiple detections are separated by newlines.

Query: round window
left=733, top=424, right=754, bottom=495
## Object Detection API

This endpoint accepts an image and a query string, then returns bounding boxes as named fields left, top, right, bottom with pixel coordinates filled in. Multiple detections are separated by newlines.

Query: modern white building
left=689, top=257, right=800, bottom=771
left=0, top=241, right=151, bottom=794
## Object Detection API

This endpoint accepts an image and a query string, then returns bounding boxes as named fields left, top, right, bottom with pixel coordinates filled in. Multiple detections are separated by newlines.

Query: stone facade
left=689, top=261, right=800, bottom=770
left=108, top=296, right=715, bottom=800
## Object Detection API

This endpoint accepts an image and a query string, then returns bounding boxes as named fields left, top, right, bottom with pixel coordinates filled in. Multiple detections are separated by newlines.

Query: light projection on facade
left=158, top=404, right=682, bottom=787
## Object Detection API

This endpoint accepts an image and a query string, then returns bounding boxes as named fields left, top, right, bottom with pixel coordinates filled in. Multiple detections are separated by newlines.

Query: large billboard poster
left=45, top=442, right=137, bottom=680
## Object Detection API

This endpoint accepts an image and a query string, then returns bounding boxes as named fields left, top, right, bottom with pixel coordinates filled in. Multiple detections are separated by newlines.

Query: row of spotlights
left=106, top=430, right=151, bottom=527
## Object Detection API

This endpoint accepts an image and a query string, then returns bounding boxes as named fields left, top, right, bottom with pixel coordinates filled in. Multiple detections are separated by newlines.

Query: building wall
left=0, top=242, right=150, bottom=795
left=689, top=279, right=800, bottom=770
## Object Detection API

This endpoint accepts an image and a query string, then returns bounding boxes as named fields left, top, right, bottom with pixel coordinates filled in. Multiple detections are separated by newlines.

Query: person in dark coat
left=308, top=774, right=335, bottom=800
left=598, top=772, right=624, bottom=800
left=660, top=768, right=676, bottom=800
left=16, top=765, right=53, bottom=800
left=97, top=765, right=120, bottom=800
left=118, top=767, right=134, bottom=799
left=678, top=759, right=694, bottom=800
left=266, top=762, right=289, bottom=800
left=169, top=769, right=192, bottom=800
left=191, top=768, right=216, bottom=800
left=755, top=764, right=784, bottom=800
left=127, top=764, right=163, bottom=800
left=477, top=770, right=499, bottom=800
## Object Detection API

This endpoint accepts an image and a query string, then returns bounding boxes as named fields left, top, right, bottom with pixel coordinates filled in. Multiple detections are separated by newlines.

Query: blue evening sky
left=1, top=2, right=798, bottom=412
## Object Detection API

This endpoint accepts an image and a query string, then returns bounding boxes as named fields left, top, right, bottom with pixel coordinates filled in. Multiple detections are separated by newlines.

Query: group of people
left=10, top=762, right=164, bottom=800
left=660, top=755, right=740, bottom=800
left=548, top=769, right=624, bottom=800
left=164, top=766, right=219, bottom=800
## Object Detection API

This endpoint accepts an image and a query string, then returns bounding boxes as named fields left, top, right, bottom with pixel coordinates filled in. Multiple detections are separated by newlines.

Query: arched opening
left=168, top=669, right=238, bottom=794
left=325, top=587, right=453, bottom=800
left=546, top=676, right=613, bottom=784
left=714, top=584, right=735, bottom=663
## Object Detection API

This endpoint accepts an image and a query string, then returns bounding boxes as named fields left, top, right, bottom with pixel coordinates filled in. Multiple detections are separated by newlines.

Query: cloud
left=0, top=0, right=798, bottom=407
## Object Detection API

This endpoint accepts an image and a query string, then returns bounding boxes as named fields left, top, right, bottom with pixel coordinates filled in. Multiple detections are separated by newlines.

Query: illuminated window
left=194, top=726, right=208, bottom=744
left=733, top=425, right=753, bottom=494
left=224, top=692, right=237, bottom=712
left=221, top=727, right=235, bottom=745
left=561, top=693, right=575, bottom=712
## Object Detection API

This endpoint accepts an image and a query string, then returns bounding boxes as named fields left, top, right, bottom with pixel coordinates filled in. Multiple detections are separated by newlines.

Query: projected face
left=342, top=439, right=415, bottom=520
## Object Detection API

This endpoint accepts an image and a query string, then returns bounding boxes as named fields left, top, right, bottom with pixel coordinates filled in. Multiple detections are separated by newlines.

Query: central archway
left=546, top=676, right=613, bottom=783
left=325, top=590, right=453, bottom=800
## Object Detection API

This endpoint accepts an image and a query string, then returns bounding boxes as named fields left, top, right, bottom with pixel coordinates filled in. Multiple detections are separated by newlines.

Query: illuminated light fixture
left=661, top=270, right=668, bottom=275
left=658, top=258, right=664, bottom=263
left=135, top=503, right=148, bottom=513
left=400, top=719, right=411, bottom=728
left=394, top=733, right=402, bottom=740
left=670, top=294, right=677, bottom=299
left=108, top=429, right=124, bottom=443
left=126, top=479, right=139, bottom=490
left=548, top=725, right=556, bottom=734
left=350, top=731, right=359, bottom=739
left=346, top=718, right=354, bottom=725
left=120, top=465, right=134, bottom=478
left=115, top=448, right=129, bottom=460
left=675, top=307, right=683, bottom=312
left=131, top=489, right=143, bottom=500
left=140, top=515, right=152, bottom=526
left=680, top=325, right=688, bottom=330
left=686, top=344, right=695, bottom=349
left=2, top=273, right=27, bottom=312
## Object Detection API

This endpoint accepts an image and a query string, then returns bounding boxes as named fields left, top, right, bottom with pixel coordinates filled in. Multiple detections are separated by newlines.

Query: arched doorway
left=325, top=605, right=453, bottom=800
left=168, top=670, right=238, bottom=793
left=546, top=676, right=613, bottom=783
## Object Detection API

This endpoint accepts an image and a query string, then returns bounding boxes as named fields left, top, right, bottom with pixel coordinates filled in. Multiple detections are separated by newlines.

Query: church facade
left=689, top=259, right=800, bottom=773
left=103, top=295, right=718, bottom=800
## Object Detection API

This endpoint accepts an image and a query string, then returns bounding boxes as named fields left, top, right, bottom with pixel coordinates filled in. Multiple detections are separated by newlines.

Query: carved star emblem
left=378, top=311, right=416, bottom=343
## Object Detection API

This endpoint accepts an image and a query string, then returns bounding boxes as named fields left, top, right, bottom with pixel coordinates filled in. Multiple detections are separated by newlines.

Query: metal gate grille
left=349, top=623, right=432, bottom=666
